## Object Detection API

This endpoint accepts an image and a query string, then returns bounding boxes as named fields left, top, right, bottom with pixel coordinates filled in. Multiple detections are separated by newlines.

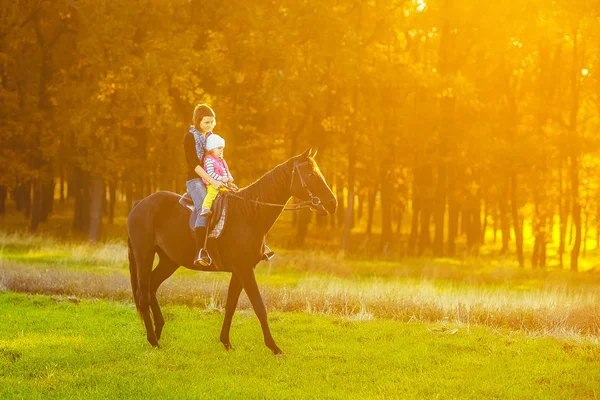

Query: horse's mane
left=232, top=156, right=295, bottom=217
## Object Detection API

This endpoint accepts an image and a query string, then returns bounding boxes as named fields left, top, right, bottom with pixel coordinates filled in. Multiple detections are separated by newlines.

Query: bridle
left=226, top=160, right=323, bottom=211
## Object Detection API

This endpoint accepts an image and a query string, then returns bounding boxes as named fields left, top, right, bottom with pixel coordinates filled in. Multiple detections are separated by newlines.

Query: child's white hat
left=206, top=134, right=225, bottom=151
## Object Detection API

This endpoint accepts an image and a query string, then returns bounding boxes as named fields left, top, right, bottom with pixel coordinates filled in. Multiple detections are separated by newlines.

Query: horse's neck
left=242, top=161, right=293, bottom=234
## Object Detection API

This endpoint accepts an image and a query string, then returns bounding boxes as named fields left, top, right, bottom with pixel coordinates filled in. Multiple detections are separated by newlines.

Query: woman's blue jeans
left=186, top=178, right=208, bottom=228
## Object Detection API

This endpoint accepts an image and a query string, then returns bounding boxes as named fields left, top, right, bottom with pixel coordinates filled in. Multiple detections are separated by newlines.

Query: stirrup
left=194, top=248, right=212, bottom=267
left=262, top=245, right=275, bottom=261
left=199, top=208, right=212, bottom=217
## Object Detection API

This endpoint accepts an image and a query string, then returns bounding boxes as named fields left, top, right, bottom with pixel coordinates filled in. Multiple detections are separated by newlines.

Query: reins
left=225, top=160, right=322, bottom=212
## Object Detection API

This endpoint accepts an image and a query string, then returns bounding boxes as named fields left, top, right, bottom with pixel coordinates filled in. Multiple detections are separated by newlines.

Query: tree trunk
left=341, top=182, right=355, bottom=253
left=366, top=186, right=377, bottom=237
left=596, top=201, right=600, bottom=250
left=419, top=196, right=432, bottom=255
left=433, top=163, right=446, bottom=257
left=493, top=206, right=498, bottom=244
left=357, top=191, right=364, bottom=223
left=583, top=208, right=588, bottom=257
left=481, top=188, right=488, bottom=245
left=470, top=191, right=481, bottom=255
left=40, top=177, right=54, bottom=222
left=341, top=136, right=356, bottom=253
left=30, top=179, right=42, bottom=232
left=126, top=180, right=133, bottom=213
left=73, top=167, right=90, bottom=233
left=510, top=172, right=524, bottom=267
left=381, top=174, right=393, bottom=254
left=419, top=167, right=433, bottom=256
left=408, top=198, right=420, bottom=257
left=568, top=26, right=583, bottom=272
left=464, top=192, right=481, bottom=255
left=395, top=209, right=404, bottom=235
left=531, top=204, right=547, bottom=268
left=335, top=174, right=345, bottom=229
left=570, top=154, right=581, bottom=271
left=447, top=194, right=459, bottom=257
left=88, top=175, right=104, bottom=243
left=59, top=161, right=65, bottom=202
left=108, top=181, right=116, bottom=224
left=569, top=216, right=574, bottom=246
left=558, top=160, right=569, bottom=267
left=30, top=16, right=55, bottom=232
left=531, top=194, right=544, bottom=268
left=500, top=178, right=510, bottom=254
left=0, top=186, right=6, bottom=215
left=15, top=183, right=31, bottom=216
left=433, top=0, right=455, bottom=257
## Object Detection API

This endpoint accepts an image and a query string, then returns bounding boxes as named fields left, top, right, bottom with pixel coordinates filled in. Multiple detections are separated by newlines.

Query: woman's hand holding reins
left=212, top=179, right=225, bottom=189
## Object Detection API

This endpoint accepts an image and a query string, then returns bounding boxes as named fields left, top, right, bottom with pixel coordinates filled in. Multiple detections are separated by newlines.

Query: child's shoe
left=200, top=208, right=212, bottom=217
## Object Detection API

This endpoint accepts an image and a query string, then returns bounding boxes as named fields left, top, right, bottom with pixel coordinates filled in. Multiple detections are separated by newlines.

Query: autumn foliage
left=1, top=0, right=599, bottom=269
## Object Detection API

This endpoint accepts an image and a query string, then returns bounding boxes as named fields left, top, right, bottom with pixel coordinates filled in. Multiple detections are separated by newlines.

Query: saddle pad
left=208, top=194, right=227, bottom=238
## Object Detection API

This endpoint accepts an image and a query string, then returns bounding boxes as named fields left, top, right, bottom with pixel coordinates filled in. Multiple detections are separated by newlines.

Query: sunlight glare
left=414, top=0, right=427, bottom=12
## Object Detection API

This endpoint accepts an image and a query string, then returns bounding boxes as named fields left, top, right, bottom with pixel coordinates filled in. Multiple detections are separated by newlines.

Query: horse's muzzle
left=324, top=197, right=337, bottom=215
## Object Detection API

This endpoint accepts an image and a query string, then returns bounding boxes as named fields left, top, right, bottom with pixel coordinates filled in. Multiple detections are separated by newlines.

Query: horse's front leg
left=236, top=266, right=283, bottom=355
left=220, top=273, right=243, bottom=350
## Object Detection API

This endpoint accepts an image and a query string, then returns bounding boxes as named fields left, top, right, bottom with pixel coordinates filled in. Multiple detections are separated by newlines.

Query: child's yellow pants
left=202, top=185, right=228, bottom=211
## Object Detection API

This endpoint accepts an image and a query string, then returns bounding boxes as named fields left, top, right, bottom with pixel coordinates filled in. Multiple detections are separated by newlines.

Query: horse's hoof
left=147, top=336, right=159, bottom=348
left=273, top=348, right=284, bottom=357
left=222, top=342, right=232, bottom=351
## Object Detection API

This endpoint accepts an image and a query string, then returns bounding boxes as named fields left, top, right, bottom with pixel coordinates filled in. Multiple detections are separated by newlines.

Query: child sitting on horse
left=200, top=134, right=237, bottom=216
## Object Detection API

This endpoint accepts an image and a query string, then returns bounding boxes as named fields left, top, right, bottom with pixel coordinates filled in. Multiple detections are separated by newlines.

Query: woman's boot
left=193, top=226, right=212, bottom=267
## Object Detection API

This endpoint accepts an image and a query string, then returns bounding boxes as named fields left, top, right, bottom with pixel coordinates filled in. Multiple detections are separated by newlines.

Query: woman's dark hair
left=192, top=104, right=216, bottom=129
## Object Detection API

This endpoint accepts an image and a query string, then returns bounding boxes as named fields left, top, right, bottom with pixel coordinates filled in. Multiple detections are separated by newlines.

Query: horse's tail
left=128, top=237, right=141, bottom=316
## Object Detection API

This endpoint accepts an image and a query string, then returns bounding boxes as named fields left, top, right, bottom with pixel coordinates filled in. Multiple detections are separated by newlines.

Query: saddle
left=179, top=192, right=228, bottom=239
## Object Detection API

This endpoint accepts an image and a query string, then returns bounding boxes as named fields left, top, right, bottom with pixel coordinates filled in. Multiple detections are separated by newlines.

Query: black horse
left=127, top=148, right=337, bottom=354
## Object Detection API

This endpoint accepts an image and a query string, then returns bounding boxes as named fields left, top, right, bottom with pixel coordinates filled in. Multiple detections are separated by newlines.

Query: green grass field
left=2, top=292, right=600, bottom=399
left=1, top=230, right=600, bottom=398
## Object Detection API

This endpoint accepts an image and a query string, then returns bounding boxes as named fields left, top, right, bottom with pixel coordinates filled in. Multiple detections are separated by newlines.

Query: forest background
left=1, top=0, right=600, bottom=271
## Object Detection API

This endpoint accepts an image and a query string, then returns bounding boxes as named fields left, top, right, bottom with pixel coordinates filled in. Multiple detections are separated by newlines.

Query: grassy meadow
left=2, top=292, right=600, bottom=399
left=2, top=203, right=600, bottom=398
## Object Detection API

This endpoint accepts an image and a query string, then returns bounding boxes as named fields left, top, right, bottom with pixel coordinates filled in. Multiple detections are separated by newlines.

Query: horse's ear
left=301, top=148, right=312, bottom=159
left=310, top=148, right=318, bottom=158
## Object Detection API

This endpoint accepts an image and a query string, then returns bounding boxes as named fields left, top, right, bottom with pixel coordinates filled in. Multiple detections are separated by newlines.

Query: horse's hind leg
left=150, top=250, right=179, bottom=341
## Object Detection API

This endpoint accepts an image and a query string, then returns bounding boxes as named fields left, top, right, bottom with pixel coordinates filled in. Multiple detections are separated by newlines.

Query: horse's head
left=290, top=148, right=338, bottom=215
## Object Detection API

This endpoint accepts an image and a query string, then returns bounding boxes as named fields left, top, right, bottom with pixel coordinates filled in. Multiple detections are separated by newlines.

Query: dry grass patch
left=2, top=259, right=600, bottom=339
